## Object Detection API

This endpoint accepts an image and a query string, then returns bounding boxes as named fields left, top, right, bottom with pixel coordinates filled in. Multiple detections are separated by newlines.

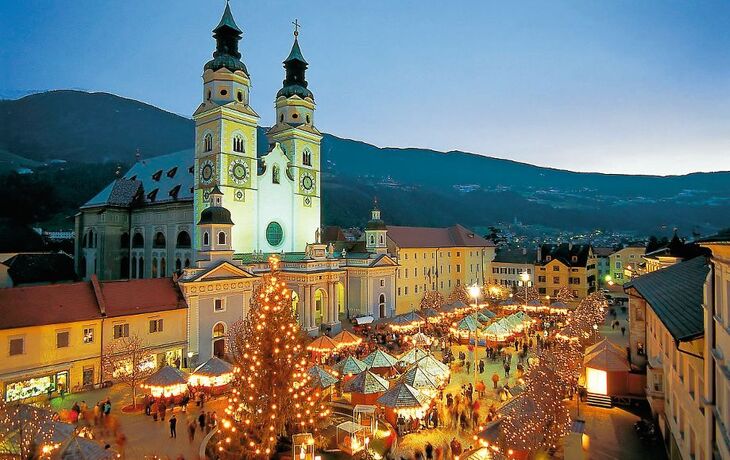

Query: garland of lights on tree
left=496, top=291, right=608, bottom=455
left=216, top=257, right=330, bottom=459
left=448, top=283, right=470, bottom=304
left=419, top=290, right=445, bottom=310
left=554, top=285, right=577, bottom=304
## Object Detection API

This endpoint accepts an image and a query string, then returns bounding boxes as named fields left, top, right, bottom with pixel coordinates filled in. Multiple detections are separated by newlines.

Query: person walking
left=188, top=420, right=196, bottom=443
left=621, top=325, right=626, bottom=336
left=169, top=414, right=177, bottom=438
left=491, top=373, right=499, bottom=389
left=198, top=412, right=206, bottom=431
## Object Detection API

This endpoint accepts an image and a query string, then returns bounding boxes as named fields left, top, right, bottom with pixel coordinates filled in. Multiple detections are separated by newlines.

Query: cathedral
left=74, top=4, right=399, bottom=366
left=74, top=4, right=495, bottom=366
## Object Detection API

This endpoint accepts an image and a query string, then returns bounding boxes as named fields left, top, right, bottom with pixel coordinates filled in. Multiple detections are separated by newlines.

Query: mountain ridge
left=1, top=90, right=728, bottom=235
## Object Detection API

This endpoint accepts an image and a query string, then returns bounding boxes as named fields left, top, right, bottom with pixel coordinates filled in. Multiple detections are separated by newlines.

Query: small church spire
left=277, top=20, right=312, bottom=100
left=204, top=1, right=247, bottom=73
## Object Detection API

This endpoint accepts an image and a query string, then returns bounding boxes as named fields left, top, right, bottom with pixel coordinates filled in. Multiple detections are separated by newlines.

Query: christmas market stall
left=441, top=300, right=470, bottom=317
left=583, top=339, right=631, bottom=396
left=483, top=321, right=511, bottom=343
left=362, top=349, right=399, bottom=376
left=376, top=381, right=432, bottom=429
left=332, top=330, right=363, bottom=350
left=342, top=370, right=390, bottom=405
left=306, top=365, right=339, bottom=400
left=140, top=365, right=189, bottom=401
left=388, top=311, right=425, bottom=332
left=188, top=356, right=235, bottom=394
left=306, top=335, right=338, bottom=361
left=549, top=300, right=571, bottom=314
left=397, top=347, right=430, bottom=368
left=333, top=355, right=368, bottom=378
left=420, top=307, right=441, bottom=324
left=414, top=354, right=450, bottom=384
left=409, top=331, right=433, bottom=348
left=400, top=364, right=439, bottom=398
left=451, top=314, right=482, bottom=343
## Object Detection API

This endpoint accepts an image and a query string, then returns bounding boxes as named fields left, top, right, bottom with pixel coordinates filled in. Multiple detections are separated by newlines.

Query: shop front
left=4, top=369, right=69, bottom=402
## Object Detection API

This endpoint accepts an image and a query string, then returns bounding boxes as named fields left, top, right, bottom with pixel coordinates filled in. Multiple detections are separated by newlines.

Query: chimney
left=537, top=246, right=542, bottom=262
left=90, top=274, right=107, bottom=317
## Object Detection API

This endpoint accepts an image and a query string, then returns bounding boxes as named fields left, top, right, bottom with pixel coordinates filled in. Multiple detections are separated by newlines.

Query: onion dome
left=277, top=38, right=313, bottom=100
left=198, top=185, right=234, bottom=225
left=204, top=2, right=248, bottom=74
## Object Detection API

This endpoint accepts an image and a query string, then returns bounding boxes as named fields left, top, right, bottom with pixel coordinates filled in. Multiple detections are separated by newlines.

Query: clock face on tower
left=200, top=159, right=215, bottom=185
left=300, top=171, right=315, bottom=193
left=228, top=159, right=249, bottom=185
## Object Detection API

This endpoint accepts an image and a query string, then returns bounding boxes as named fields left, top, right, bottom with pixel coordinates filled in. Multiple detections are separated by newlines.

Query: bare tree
left=101, top=334, right=155, bottom=408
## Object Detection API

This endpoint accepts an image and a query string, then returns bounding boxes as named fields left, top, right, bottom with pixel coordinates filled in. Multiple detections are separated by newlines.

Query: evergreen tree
left=218, top=257, right=330, bottom=458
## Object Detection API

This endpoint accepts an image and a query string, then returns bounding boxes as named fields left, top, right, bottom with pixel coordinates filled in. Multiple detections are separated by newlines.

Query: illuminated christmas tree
left=448, top=283, right=470, bottom=304
left=217, top=257, right=330, bottom=458
left=420, top=290, right=445, bottom=310
left=554, top=285, right=577, bottom=304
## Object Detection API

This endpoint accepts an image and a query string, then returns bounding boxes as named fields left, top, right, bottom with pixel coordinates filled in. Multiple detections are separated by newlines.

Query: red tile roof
left=100, top=278, right=185, bottom=317
left=0, top=276, right=186, bottom=330
left=0, top=281, right=100, bottom=330
left=387, top=224, right=495, bottom=249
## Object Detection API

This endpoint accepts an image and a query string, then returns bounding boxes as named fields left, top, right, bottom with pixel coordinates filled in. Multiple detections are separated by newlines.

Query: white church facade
left=74, top=4, right=398, bottom=367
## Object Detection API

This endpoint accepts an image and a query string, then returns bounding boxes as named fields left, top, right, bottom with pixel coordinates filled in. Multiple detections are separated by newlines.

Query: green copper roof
left=214, top=2, right=242, bottom=34
left=205, top=2, right=247, bottom=74
left=284, top=39, right=308, bottom=65
left=277, top=38, right=313, bottom=100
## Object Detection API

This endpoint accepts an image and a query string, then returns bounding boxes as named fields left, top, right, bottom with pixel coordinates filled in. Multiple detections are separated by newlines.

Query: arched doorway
left=379, top=293, right=387, bottom=319
left=314, top=289, right=327, bottom=326
left=212, top=322, right=226, bottom=358
left=335, top=282, right=345, bottom=317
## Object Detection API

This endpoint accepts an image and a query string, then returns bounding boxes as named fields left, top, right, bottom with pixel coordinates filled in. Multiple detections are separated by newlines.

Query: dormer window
left=571, top=255, right=578, bottom=263
left=152, top=170, right=162, bottom=181
left=167, top=167, right=178, bottom=178
left=204, top=133, right=213, bottom=152
left=546, top=256, right=552, bottom=262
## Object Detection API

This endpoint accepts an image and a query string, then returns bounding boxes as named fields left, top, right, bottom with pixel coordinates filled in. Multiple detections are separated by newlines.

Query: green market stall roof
left=363, top=349, right=398, bottom=369
left=377, top=382, right=431, bottom=408
left=333, top=356, right=368, bottom=375
left=307, top=365, right=339, bottom=389
left=343, top=370, right=390, bottom=394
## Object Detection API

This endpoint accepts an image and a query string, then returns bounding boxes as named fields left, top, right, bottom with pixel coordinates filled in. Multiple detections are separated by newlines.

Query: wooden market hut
left=583, top=338, right=631, bottom=396
left=342, top=370, right=390, bottom=405
left=376, top=381, right=432, bottom=427
left=363, top=349, right=398, bottom=376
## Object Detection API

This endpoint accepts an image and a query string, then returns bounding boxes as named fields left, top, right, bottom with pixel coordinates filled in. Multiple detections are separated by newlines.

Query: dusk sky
left=1, top=0, right=729, bottom=175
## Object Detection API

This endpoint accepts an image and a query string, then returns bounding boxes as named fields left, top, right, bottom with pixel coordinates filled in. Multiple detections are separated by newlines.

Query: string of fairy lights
left=481, top=291, right=608, bottom=456
left=216, top=257, right=330, bottom=459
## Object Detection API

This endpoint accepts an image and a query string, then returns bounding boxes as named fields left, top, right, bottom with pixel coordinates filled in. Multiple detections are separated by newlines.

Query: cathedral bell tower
left=193, top=2, right=259, bottom=258
left=266, top=22, right=322, bottom=252
left=365, top=198, right=388, bottom=255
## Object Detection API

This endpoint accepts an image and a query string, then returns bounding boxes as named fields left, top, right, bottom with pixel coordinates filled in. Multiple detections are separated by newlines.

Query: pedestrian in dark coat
left=169, top=414, right=177, bottom=438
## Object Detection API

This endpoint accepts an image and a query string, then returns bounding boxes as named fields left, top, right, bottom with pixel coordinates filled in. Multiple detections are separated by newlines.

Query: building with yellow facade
left=384, top=225, right=495, bottom=314
left=698, top=230, right=730, bottom=459
left=535, top=244, right=597, bottom=299
left=0, top=276, right=187, bottom=402
left=626, top=256, right=709, bottom=460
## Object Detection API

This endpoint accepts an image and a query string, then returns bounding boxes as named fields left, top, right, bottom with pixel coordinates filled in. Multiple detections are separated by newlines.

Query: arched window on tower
left=218, top=231, right=226, bottom=245
left=203, top=232, right=210, bottom=246
left=370, top=235, right=375, bottom=245
left=153, top=232, right=166, bottom=248
left=233, top=135, right=245, bottom=153
left=272, top=165, right=280, bottom=184
left=379, top=235, right=384, bottom=244
left=176, top=231, right=191, bottom=248
left=204, top=133, right=213, bottom=152
left=132, top=232, right=144, bottom=248
left=302, top=149, right=312, bottom=167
